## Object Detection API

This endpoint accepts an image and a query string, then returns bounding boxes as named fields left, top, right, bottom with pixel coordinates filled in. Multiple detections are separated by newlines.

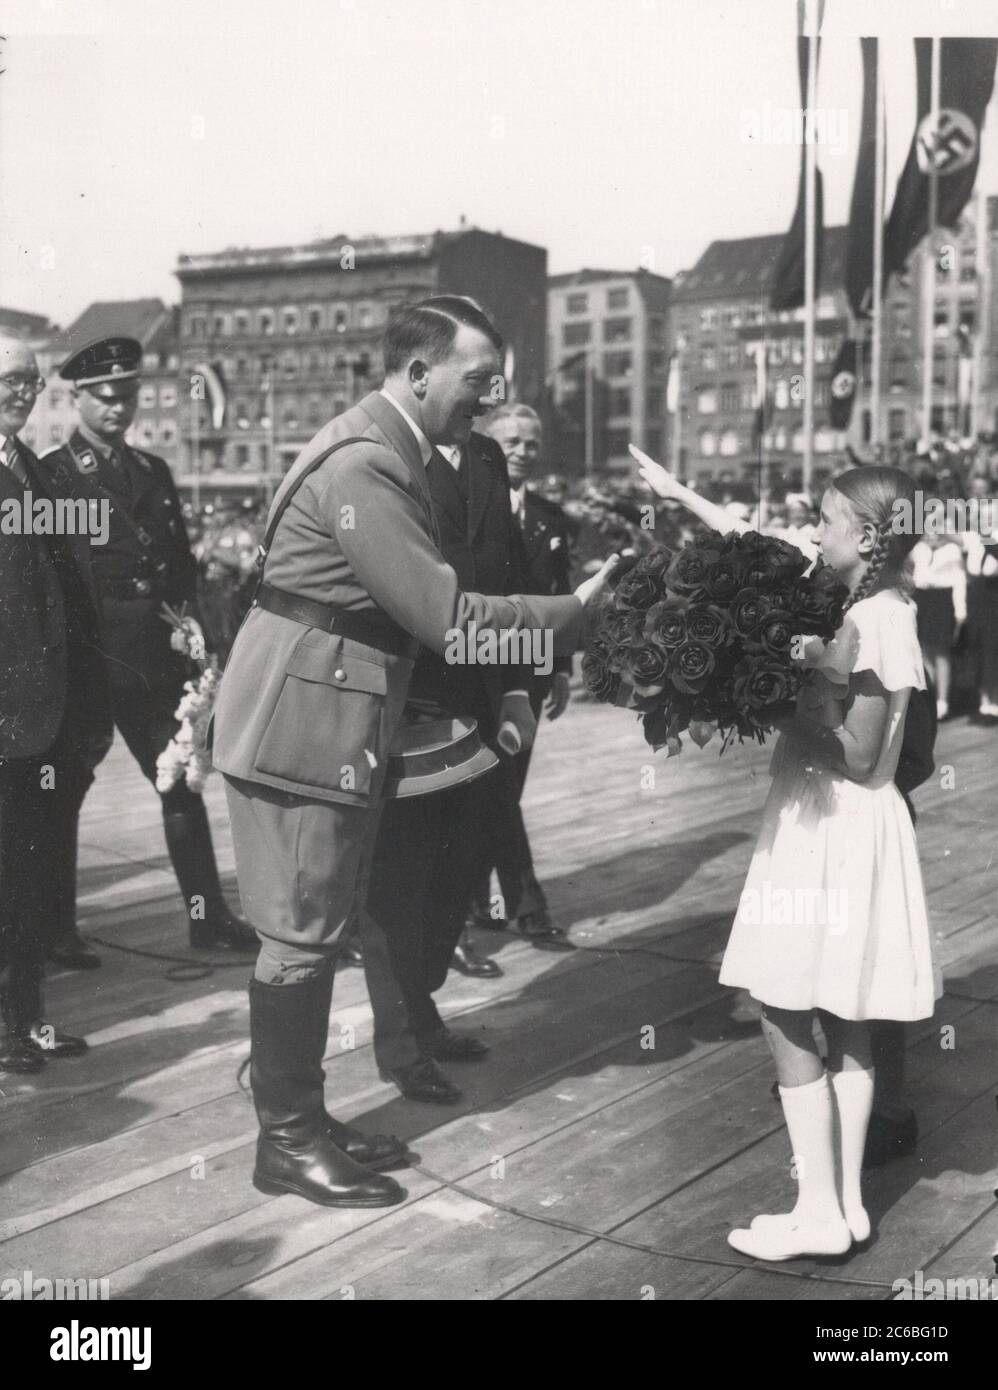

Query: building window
left=605, top=430, right=630, bottom=457
left=604, top=317, right=632, bottom=344
left=282, top=352, right=298, bottom=378
left=260, top=310, right=274, bottom=336
left=607, top=287, right=629, bottom=310
left=308, top=307, right=322, bottom=332
left=604, top=351, right=632, bottom=377
left=235, top=444, right=251, bottom=468
left=648, top=351, right=668, bottom=376
left=721, top=342, right=740, bottom=368
left=160, top=385, right=177, bottom=407
left=357, top=303, right=374, bottom=329
left=213, top=314, right=226, bottom=337
left=699, top=429, right=717, bottom=456
left=813, top=379, right=829, bottom=407
left=566, top=293, right=588, bottom=314
left=284, top=308, right=299, bottom=335
left=139, top=385, right=156, bottom=408
left=719, top=382, right=739, bottom=413
left=306, top=351, right=322, bottom=375
left=333, top=305, right=349, bottom=333
left=889, top=407, right=906, bottom=439
left=646, top=388, right=662, bottom=420
left=608, top=387, right=631, bottom=417
left=644, top=428, right=662, bottom=457
left=697, top=388, right=717, bottom=415
left=647, top=316, right=666, bottom=344
left=774, top=378, right=790, bottom=411
left=160, top=421, right=177, bottom=444
left=699, top=344, right=717, bottom=371
left=563, top=322, right=591, bottom=347
left=700, top=307, right=717, bottom=331
left=307, top=398, right=323, bottom=426
left=283, top=403, right=299, bottom=430
left=719, top=429, right=739, bottom=456
left=235, top=399, right=250, bottom=428
left=235, top=312, right=249, bottom=334
left=188, top=315, right=206, bottom=339
left=138, top=423, right=155, bottom=445
left=235, top=357, right=248, bottom=378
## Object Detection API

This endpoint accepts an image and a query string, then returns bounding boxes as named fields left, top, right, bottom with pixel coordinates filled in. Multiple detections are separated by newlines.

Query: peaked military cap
left=59, top=337, right=143, bottom=386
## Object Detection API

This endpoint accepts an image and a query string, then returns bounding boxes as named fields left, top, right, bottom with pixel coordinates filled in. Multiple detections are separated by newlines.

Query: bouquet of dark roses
left=582, top=531, right=848, bottom=757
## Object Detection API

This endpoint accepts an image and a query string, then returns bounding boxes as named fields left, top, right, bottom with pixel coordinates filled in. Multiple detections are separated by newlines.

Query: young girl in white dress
left=631, top=449, right=941, bottom=1261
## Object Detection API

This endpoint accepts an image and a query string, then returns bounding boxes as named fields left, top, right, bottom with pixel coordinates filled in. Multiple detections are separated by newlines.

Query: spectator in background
left=911, top=530, right=966, bottom=722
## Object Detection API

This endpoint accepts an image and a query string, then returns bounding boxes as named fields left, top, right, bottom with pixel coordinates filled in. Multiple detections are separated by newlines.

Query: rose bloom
left=624, top=642, right=671, bottom=695
left=685, top=602, right=733, bottom=651
left=756, top=608, right=795, bottom=657
left=731, top=586, right=766, bottom=636
left=614, top=563, right=665, bottom=612
left=666, top=546, right=720, bottom=599
left=643, top=596, right=689, bottom=649
left=582, top=637, right=621, bottom=701
left=671, top=639, right=716, bottom=694
left=731, top=654, right=799, bottom=720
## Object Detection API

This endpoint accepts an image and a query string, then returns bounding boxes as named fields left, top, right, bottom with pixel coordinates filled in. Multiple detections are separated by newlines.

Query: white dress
left=719, top=589, right=942, bottom=1022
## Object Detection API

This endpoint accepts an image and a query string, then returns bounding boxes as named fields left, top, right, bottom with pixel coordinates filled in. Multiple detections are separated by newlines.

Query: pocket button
left=334, top=668, right=346, bottom=681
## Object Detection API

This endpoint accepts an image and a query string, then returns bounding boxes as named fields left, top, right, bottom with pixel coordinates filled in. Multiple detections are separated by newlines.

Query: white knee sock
left=729, top=1073, right=850, bottom=1260
left=830, top=1067, right=874, bottom=1241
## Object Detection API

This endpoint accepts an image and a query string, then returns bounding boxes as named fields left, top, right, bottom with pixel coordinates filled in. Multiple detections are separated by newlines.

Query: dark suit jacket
left=409, top=431, right=528, bottom=736
left=0, top=440, right=110, bottom=759
left=517, top=489, right=575, bottom=682
left=211, top=391, right=583, bottom=806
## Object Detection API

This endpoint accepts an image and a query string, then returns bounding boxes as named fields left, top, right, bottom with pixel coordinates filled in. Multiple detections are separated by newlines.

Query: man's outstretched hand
left=573, top=553, right=621, bottom=607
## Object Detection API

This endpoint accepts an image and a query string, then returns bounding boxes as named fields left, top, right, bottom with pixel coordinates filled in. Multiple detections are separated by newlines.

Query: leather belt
left=254, top=583, right=419, bottom=660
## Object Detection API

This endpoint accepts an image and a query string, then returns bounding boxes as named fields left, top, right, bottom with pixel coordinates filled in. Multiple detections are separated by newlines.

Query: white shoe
left=979, top=699, right=998, bottom=718
left=728, top=1213, right=852, bottom=1261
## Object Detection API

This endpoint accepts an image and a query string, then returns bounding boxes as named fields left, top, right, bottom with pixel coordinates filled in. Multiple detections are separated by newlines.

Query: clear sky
left=2, top=0, right=997, bottom=326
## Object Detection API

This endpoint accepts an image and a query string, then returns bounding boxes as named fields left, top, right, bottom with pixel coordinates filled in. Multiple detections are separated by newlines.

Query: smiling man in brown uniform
left=212, top=297, right=615, bottom=1209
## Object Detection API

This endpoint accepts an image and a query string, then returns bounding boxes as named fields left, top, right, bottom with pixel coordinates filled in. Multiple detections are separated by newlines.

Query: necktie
left=1, top=439, right=28, bottom=486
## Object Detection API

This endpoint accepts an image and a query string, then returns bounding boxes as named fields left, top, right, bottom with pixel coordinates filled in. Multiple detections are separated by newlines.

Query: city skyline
left=3, top=0, right=998, bottom=326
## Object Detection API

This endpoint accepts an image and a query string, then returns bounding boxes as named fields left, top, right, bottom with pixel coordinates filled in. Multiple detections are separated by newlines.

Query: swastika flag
left=884, top=37, right=998, bottom=286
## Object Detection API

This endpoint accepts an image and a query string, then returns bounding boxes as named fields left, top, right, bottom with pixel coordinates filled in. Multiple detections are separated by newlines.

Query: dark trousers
left=0, top=709, right=99, bottom=1034
left=360, top=772, right=495, bottom=1072
left=55, top=676, right=209, bottom=940
left=474, top=690, right=547, bottom=922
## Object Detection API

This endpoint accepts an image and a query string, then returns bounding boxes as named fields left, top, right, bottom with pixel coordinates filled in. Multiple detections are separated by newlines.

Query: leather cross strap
left=250, top=436, right=418, bottom=660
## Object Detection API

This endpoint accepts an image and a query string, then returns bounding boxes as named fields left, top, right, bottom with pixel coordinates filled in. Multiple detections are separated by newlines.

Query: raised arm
left=628, top=444, right=751, bottom=537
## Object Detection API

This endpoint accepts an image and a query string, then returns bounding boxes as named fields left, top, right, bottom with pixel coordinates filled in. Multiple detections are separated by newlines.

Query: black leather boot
left=162, top=801, right=257, bottom=951
left=248, top=975, right=405, bottom=1207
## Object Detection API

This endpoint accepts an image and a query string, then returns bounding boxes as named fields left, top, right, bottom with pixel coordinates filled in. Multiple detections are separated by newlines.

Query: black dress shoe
left=451, top=938, right=503, bottom=979
left=23, top=1023, right=88, bottom=1059
left=431, top=1028, right=489, bottom=1062
left=863, top=1110, right=918, bottom=1169
left=190, top=906, right=258, bottom=952
left=381, top=1058, right=463, bottom=1104
left=47, top=932, right=102, bottom=971
left=339, top=941, right=364, bottom=968
left=515, top=912, right=576, bottom=952
left=0, top=1036, right=46, bottom=1074
left=325, top=1117, right=412, bottom=1171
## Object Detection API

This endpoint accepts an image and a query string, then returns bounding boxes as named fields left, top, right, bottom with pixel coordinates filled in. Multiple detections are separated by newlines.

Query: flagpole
left=971, top=187, right=989, bottom=441
left=871, top=35, right=885, bottom=452
left=802, top=0, right=819, bottom=494
left=921, top=36, right=941, bottom=445
left=671, top=341, right=684, bottom=481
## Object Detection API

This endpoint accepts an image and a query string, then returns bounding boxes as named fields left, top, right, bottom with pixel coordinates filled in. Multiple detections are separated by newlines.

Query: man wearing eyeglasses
left=0, top=334, right=112, bottom=1074
left=40, top=337, right=255, bottom=967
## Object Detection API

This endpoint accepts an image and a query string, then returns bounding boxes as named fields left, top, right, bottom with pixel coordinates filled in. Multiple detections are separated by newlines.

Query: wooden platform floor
left=2, top=698, right=996, bottom=1301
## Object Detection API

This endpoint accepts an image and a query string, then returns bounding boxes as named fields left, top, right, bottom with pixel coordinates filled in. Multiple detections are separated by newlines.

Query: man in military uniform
left=41, top=338, right=254, bottom=966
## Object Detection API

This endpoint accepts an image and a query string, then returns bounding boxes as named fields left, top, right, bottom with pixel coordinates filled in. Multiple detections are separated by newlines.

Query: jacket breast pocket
left=255, top=637, right=389, bottom=798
